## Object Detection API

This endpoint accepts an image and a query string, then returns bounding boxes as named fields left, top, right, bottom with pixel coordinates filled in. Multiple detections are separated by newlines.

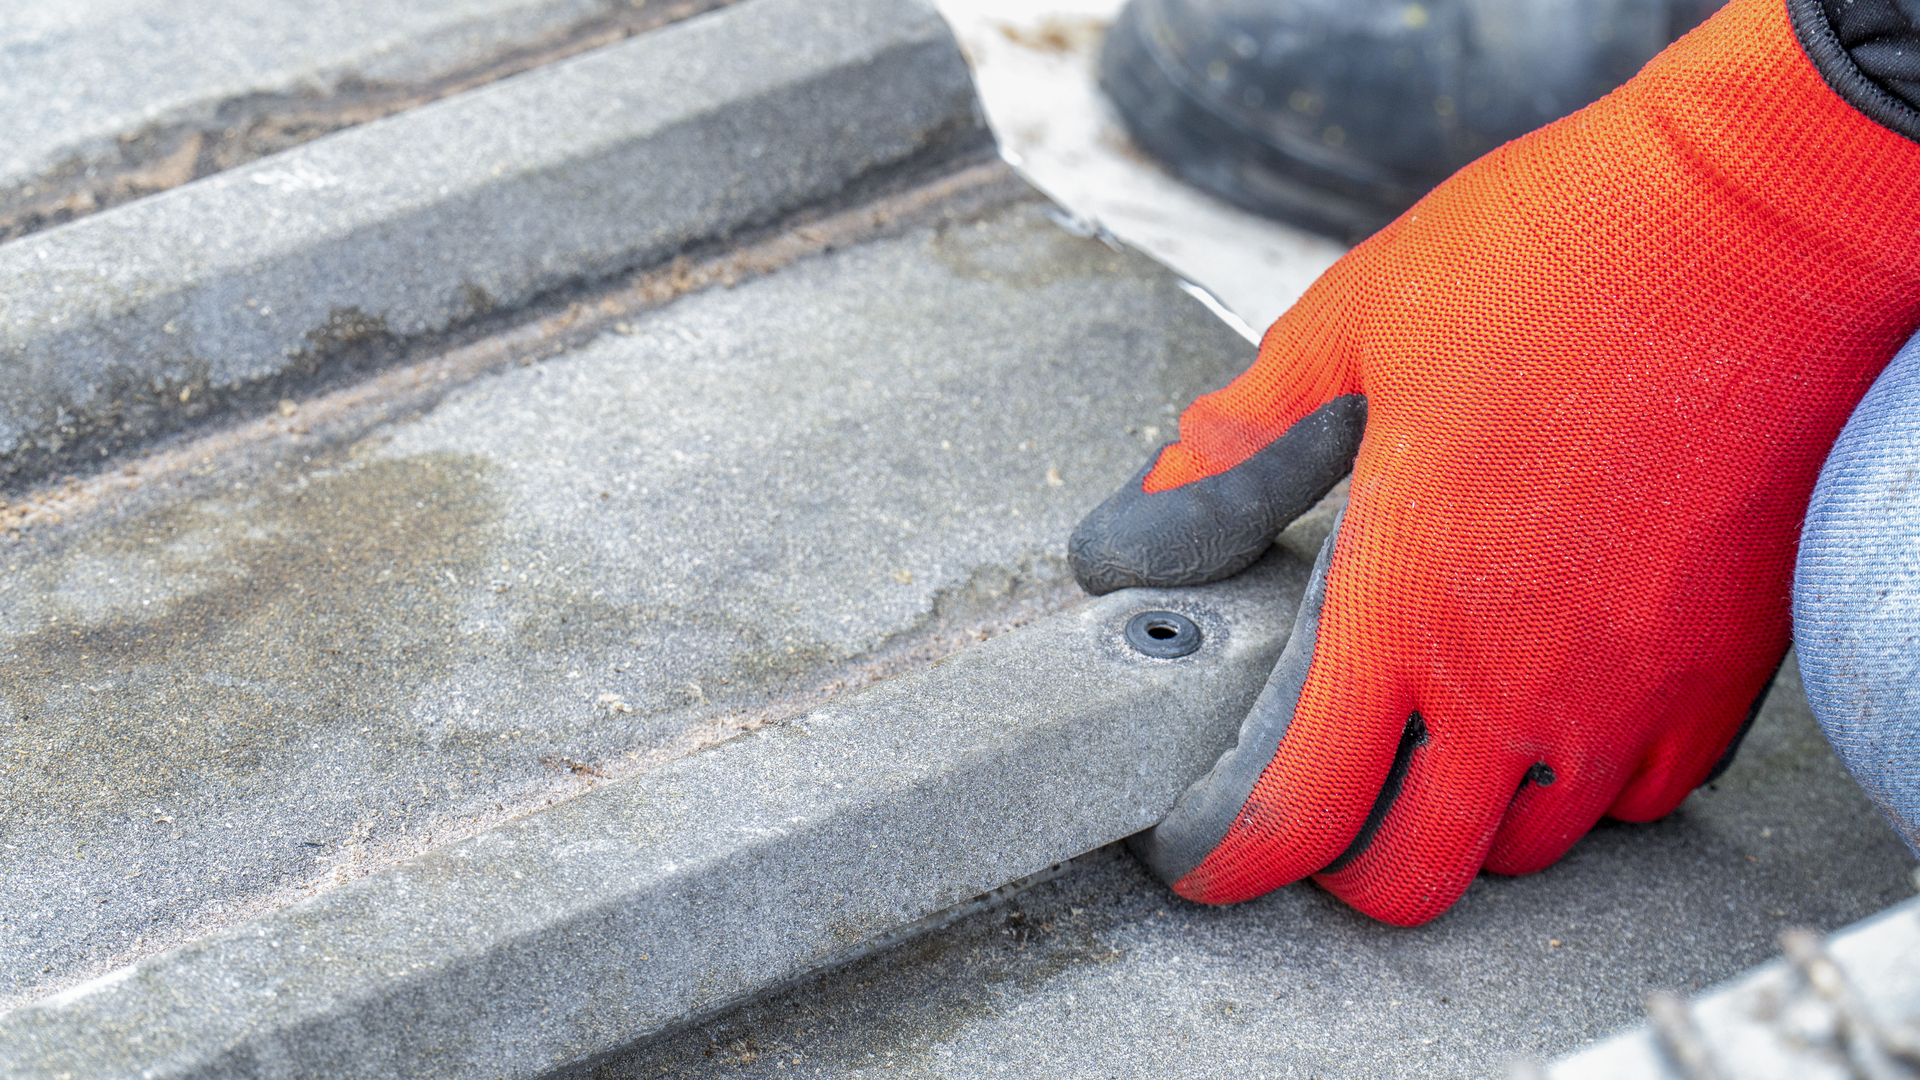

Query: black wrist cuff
left=1786, top=0, right=1920, bottom=142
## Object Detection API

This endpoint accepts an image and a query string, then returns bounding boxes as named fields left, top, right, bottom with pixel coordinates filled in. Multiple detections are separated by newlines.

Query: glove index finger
left=1129, top=510, right=1353, bottom=885
left=1068, top=394, right=1365, bottom=595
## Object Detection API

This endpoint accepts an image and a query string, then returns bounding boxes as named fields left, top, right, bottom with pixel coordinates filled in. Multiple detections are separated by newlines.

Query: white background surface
left=928, top=0, right=1349, bottom=341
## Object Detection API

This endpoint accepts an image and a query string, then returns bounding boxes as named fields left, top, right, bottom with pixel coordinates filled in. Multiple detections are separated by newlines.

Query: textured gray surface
left=1549, top=897, right=1920, bottom=1079
left=0, top=544, right=1305, bottom=1080
left=565, top=651, right=1919, bottom=1079
left=0, top=0, right=985, bottom=485
left=0, top=199, right=1255, bottom=1011
left=0, top=0, right=723, bottom=199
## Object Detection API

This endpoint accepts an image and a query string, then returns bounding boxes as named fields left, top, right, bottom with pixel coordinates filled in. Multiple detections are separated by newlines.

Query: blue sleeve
left=1795, top=327, right=1920, bottom=856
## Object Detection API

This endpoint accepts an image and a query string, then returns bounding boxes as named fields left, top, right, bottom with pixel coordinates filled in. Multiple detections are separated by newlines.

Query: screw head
left=1125, top=610, right=1203, bottom=658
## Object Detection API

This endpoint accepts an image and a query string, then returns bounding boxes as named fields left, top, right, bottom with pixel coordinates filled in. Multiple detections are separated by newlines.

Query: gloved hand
left=1071, top=0, right=1920, bottom=926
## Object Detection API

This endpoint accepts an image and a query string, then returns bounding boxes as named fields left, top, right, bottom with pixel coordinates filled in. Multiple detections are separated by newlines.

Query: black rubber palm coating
left=1128, top=510, right=1345, bottom=885
left=1069, top=395, right=1366, bottom=596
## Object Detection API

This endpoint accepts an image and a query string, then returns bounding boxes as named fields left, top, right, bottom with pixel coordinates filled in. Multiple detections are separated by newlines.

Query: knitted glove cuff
left=1789, top=0, right=1920, bottom=141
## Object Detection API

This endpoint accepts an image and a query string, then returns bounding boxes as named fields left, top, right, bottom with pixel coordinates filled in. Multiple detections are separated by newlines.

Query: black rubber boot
left=1101, top=0, right=1724, bottom=240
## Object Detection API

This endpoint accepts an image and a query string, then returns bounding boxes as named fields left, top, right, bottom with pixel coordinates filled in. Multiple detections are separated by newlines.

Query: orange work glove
left=1070, top=0, right=1920, bottom=926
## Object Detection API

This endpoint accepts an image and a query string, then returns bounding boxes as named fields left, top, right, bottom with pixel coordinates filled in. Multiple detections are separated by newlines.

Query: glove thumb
left=1069, top=394, right=1364, bottom=594
left=1070, top=257, right=1373, bottom=595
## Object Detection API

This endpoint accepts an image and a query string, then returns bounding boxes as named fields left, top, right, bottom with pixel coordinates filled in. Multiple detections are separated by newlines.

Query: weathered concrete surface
left=0, top=545, right=1308, bottom=1080
left=0, top=0, right=987, bottom=486
left=572, top=650, right=1920, bottom=1079
left=0, top=197, right=1254, bottom=1010
left=0, top=0, right=733, bottom=237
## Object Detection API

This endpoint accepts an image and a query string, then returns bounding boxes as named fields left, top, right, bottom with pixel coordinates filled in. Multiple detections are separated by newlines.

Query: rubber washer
left=1125, top=610, right=1203, bottom=658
